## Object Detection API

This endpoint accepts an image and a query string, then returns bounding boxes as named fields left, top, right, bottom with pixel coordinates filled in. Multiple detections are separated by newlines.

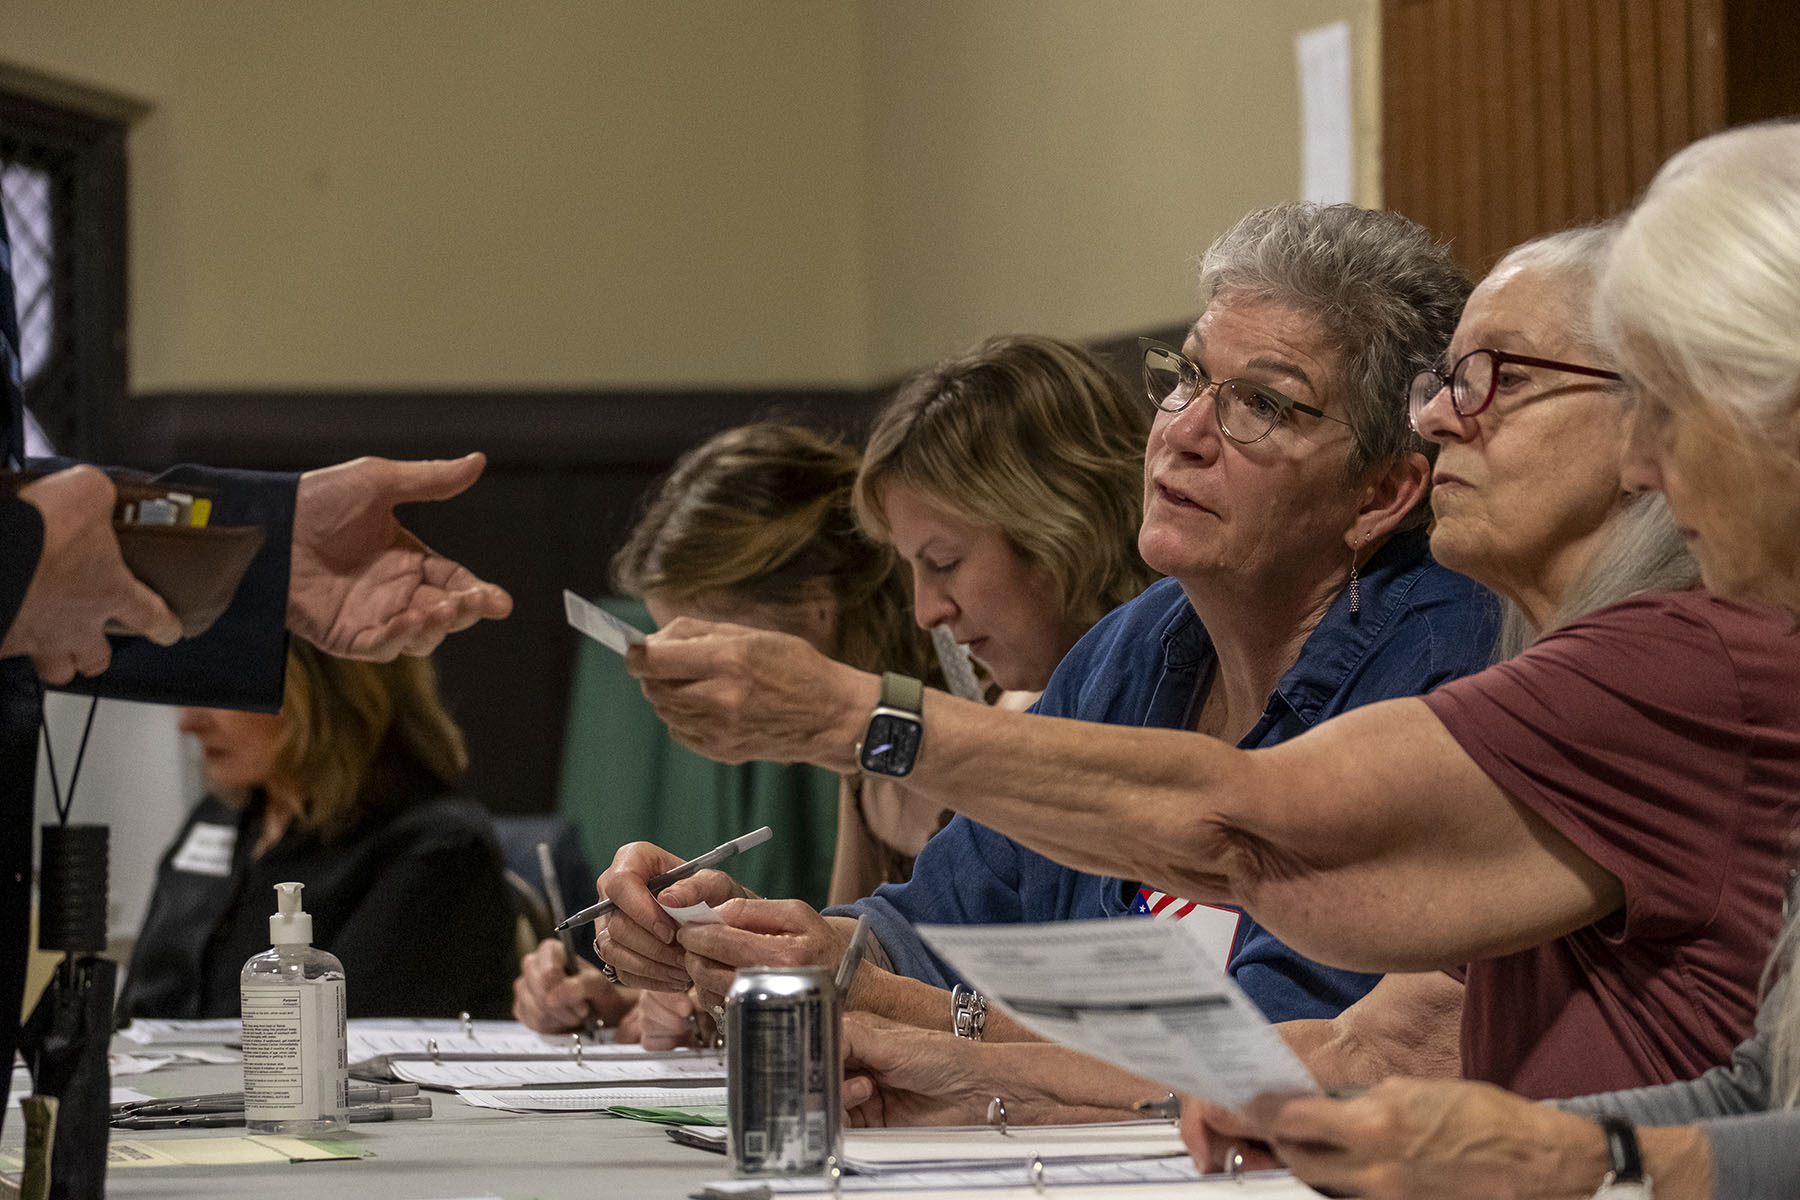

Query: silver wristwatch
left=951, top=984, right=988, bottom=1040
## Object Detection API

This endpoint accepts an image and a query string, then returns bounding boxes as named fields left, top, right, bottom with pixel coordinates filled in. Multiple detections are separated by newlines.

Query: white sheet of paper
left=456, top=1084, right=727, bottom=1111
left=917, top=919, right=1315, bottom=1110
left=840, top=1120, right=1186, bottom=1170
left=116, top=1017, right=242, bottom=1046
left=394, top=1051, right=726, bottom=1089
left=1297, top=20, right=1355, bottom=205
left=346, top=1017, right=626, bottom=1060
left=564, top=588, right=648, bottom=655
left=697, top=1163, right=1318, bottom=1197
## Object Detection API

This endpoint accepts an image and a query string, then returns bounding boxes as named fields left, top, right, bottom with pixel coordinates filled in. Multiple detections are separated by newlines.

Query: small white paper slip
left=917, top=918, right=1316, bottom=1112
left=169, top=822, right=236, bottom=877
left=661, top=899, right=726, bottom=926
left=564, top=588, right=648, bottom=655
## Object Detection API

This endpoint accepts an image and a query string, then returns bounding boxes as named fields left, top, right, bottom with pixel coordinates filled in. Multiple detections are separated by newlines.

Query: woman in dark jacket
left=120, top=639, right=514, bottom=1021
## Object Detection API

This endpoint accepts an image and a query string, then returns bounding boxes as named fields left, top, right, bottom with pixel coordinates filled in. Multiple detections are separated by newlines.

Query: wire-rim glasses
left=1408, top=348, right=1622, bottom=433
left=1139, top=338, right=1348, bottom=445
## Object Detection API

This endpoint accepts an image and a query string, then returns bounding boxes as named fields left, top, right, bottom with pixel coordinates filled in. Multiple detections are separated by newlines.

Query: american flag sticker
left=1132, top=888, right=1243, bottom=971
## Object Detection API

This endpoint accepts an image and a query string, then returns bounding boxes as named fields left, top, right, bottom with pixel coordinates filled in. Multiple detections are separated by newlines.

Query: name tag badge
left=1134, top=889, right=1243, bottom=971
left=170, top=822, right=237, bottom=877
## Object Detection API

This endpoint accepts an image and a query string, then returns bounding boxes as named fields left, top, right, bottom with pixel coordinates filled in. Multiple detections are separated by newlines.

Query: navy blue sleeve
left=51, top=464, right=297, bottom=712
left=827, top=814, right=1029, bottom=989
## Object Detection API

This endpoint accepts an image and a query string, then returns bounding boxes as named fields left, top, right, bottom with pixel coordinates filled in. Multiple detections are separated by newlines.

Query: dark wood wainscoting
left=118, top=387, right=885, bottom=816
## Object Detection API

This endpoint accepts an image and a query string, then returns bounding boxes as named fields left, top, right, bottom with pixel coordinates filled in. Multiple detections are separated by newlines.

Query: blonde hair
left=274, top=640, right=468, bottom=839
left=612, top=422, right=935, bottom=681
left=853, top=334, right=1158, bottom=630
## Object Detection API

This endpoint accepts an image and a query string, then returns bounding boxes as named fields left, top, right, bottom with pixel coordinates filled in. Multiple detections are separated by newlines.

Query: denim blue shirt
left=830, top=527, right=1500, bottom=1023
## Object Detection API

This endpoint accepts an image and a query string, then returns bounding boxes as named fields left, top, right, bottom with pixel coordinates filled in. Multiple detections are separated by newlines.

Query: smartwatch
left=1591, top=1115, right=1653, bottom=1198
left=856, top=672, right=924, bottom=777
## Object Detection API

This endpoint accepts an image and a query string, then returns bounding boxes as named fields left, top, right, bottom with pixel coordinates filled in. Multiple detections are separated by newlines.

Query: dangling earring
left=1348, top=536, right=1365, bottom=615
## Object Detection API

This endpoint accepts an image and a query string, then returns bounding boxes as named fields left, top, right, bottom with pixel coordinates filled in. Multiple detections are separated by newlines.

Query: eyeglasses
left=1139, top=338, right=1349, bottom=445
left=1408, top=348, right=1622, bottom=433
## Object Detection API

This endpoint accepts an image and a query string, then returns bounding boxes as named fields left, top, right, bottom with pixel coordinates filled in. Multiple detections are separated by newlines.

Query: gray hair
left=1482, top=222, right=1698, bottom=659
left=1598, top=120, right=1800, bottom=450
left=1767, top=901, right=1800, bottom=1108
left=1491, top=220, right=1621, bottom=359
left=1196, top=203, right=1470, bottom=528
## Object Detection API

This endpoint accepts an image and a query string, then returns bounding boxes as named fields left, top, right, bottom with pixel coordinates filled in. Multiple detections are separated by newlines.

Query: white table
left=6, top=1060, right=730, bottom=1199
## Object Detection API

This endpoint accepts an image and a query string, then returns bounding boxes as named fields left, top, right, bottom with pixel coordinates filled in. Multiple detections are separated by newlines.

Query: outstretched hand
left=288, top=453, right=512, bottom=660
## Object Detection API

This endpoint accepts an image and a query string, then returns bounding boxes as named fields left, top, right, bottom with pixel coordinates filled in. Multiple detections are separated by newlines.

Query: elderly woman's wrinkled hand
left=674, top=898, right=852, bottom=1013
left=1246, top=1077, right=1613, bottom=1200
left=593, top=841, right=751, bottom=993
left=626, top=618, right=877, bottom=773
left=633, top=987, right=710, bottom=1051
left=511, top=938, right=633, bottom=1035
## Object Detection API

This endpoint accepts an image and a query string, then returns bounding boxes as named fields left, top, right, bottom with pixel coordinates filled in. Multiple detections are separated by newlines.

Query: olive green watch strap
left=880, top=671, right=924, bottom=715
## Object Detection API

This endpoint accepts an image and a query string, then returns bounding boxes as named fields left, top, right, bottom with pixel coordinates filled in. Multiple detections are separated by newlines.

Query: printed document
left=917, top=918, right=1315, bottom=1110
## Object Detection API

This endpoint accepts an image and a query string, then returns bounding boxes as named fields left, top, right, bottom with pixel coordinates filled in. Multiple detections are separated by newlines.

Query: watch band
left=880, top=671, right=924, bottom=713
left=1596, top=1114, right=1645, bottom=1186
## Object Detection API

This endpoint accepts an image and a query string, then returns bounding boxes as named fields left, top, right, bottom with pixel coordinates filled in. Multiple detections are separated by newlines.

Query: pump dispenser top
left=270, top=881, right=313, bottom=946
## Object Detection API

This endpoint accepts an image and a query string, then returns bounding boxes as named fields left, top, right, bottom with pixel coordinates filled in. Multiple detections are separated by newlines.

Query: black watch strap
left=1597, top=1115, right=1645, bottom=1185
left=881, top=671, right=923, bottom=713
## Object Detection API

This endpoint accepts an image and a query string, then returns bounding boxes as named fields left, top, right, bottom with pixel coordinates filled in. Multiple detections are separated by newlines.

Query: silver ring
left=1224, top=1143, right=1244, bottom=1181
left=593, top=941, right=622, bottom=986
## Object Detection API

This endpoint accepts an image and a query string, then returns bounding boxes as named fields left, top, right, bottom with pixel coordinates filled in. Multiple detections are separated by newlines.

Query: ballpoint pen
left=111, top=1098, right=433, bottom=1130
left=537, top=840, right=604, bottom=1040
left=112, top=1082, right=420, bottom=1117
left=834, top=914, right=872, bottom=1004
left=554, top=826, right=774, bottom=931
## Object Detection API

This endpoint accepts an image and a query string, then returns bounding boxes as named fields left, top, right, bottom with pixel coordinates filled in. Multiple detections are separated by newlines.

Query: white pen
left=554, top=826, right=774, bottom=931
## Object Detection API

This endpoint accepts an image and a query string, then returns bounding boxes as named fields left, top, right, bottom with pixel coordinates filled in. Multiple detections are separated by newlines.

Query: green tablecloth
left=556, top=598, right=839, bottom=908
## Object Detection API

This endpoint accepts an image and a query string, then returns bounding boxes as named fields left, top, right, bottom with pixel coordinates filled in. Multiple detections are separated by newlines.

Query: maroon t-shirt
left=1423, top=590, right=1800, bottom=1100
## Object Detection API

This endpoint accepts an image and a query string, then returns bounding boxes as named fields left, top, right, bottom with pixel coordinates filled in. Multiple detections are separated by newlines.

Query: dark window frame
left=0, top=88, right=128, bottom=462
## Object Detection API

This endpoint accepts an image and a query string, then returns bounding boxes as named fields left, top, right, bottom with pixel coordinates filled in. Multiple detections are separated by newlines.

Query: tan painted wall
left=0, top=0, right=1375, bottom=391
left=858, top=0, right=1377, bottom=377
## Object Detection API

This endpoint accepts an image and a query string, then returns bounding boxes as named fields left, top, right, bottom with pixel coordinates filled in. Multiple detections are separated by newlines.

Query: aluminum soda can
left=725, top=966, right=840, bottom=1175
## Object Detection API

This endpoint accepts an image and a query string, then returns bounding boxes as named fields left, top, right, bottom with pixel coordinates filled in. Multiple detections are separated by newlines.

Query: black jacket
left=119, top=743, right=516, bottom=1022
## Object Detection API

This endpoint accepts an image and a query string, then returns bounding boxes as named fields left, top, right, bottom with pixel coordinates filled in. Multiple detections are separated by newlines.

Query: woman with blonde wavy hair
left=120, top=640, right=515, bottom=1020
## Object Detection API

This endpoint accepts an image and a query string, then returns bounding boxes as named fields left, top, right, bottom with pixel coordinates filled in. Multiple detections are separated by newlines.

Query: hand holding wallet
left=7, top=469, right=265, bottom=640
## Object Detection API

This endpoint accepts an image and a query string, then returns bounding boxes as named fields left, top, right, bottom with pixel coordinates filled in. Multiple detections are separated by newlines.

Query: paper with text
left=917, top=919, right=1315, bottom=1110
left=393, top=1050, right=725, bottom=1089
left=456, top=1084, right=727, bottom=1111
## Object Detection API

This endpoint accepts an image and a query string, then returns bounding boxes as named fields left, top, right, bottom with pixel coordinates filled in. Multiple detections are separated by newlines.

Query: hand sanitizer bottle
left=241, top=881, right=348, bottom=1133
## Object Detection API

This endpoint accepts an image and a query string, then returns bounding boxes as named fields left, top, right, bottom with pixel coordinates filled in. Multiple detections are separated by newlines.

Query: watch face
left=859, top=712, right=922, bottom=776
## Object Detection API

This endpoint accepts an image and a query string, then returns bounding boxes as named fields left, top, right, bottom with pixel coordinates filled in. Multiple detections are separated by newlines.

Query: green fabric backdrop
left=556, top=598, right=840, bottom=908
